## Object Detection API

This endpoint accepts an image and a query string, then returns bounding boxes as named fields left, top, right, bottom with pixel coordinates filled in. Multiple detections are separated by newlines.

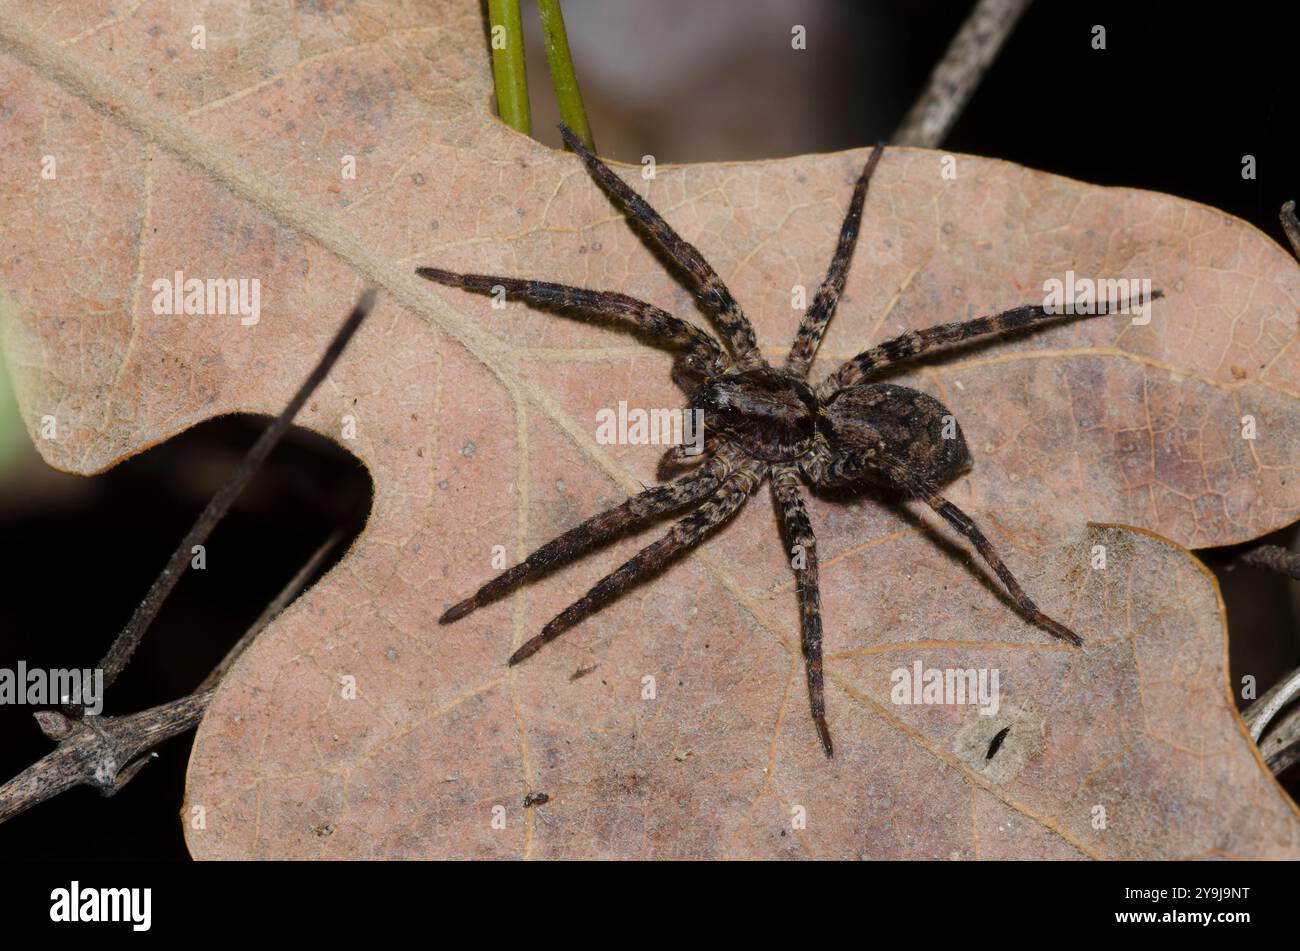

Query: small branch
left=1236, top=544, right=1300, bottom=581
left=91, top=290, right=376, bottom=697
left=198, top=529, right=343, bottom=692
left=1244, top=666, right=1300, bottom=741
left=0, top=293, right=377, bottom=827
left=1281, top=200, right=1300, bottom=260
left=1259, top=703, right=1300, bottom=776
left=0, top=691, right=213, bottom=825
left=1235, top=206, right=1300, bottom=774
left=538, top=0, right=594, bottom=151
left=893, top=0, right=1034, bottom=148
left=488, top=0, right=531, bottom=135
left=0, top=526, right=348, bottom=825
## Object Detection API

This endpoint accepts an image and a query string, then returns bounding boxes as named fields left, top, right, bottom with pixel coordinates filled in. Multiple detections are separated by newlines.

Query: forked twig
left=1244, top=666, right=1300, bottom=742
left=0, top=291, right=376, bottom=826
left=0, top=691, right=214, bottom=825
left=893, top=0, right=1034, bottom=148
left=92, top=290, right=376, bottom=697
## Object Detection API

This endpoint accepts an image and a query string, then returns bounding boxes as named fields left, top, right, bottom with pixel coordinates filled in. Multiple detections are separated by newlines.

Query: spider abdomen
left=822, top=383, right=972, bottom=487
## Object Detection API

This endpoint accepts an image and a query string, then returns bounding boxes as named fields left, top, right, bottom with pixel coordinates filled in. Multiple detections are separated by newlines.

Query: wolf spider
left=419, top=125, right=1157, bottom=757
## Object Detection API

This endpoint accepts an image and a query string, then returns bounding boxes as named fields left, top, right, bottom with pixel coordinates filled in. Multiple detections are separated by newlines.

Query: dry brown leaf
left=0, top=2, right=1296, bottom=859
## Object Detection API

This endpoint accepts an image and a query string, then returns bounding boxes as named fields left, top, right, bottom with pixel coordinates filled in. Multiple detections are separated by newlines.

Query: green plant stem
left=488, top=0, right=531, bottom=135
left=537, top=0, right=594, bottom=151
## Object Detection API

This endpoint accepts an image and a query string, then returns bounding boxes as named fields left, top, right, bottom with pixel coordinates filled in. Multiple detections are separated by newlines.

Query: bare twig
left=893, top=0, right=1033, bottom=148
left=0, top=292, right=376, bottom=826
left=91, top=290, right=377, bottom=697
left=1259, top=702, right=1300, bottom=776
left=1244, top=666, right=1300, bottom=742
left=0, top=690, right=213, bottom=825
left=1239, top=222, right=1300, bottom=776
left=198, top=529, right=343, bottom=692
left=1236, top=544, right=1300, bottom=581
left=9, top=526, right=349, bottom=819
left=1280, top=200, right=1300, bottom=260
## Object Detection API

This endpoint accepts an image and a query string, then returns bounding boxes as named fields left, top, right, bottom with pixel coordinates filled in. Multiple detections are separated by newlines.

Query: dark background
left=0, top=0, right=1295, bottom=859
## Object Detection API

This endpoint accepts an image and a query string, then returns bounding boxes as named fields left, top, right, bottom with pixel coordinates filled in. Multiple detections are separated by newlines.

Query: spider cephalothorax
left=419, top=126, right=1158, bottom=756
left=691, top=366, right=821, bottom=463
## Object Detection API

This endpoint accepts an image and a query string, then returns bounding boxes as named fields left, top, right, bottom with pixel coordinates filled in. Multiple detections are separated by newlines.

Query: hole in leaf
left=0, top=415, right=372, bottom=859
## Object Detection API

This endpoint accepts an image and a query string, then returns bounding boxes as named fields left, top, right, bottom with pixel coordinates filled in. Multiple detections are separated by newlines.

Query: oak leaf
left=0, top=1, right=1296, bottom=858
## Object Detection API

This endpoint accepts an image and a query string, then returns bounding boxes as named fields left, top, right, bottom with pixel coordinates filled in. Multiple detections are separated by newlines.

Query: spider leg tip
left=815, top=717, right=835, bottom=758
left=1057, top=621, right=1084, bottom=646
left=439, top=600, right=475, bottom=624
left=507, top=642, right=539, bottom=666
left=1042, top=616, right=1084, bottom=647
left=416, top=266, right=455, bottom=284
left=557, top=123, right=586, bottom=153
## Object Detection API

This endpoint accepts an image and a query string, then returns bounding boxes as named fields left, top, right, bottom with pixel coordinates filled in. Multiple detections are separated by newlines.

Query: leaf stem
left=537, top=0, right=594, bottom=151
left=488, top=0, right=531, bottom=135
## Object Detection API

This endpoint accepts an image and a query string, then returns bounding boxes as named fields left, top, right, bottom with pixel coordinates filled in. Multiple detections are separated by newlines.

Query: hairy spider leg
left=509, top=462, right=768, bottom=665
left=416, top=268, right=726, bottom=371
left=823, top=291, right=1164, bottom=393
left=922, top=492, right=1081, bottom=645
left=439, top=456, right=733, bottom=623
left=807, top=447, right=1081, bottom=646
left=930, top=491, right=1081, bottom=646
left=786, top=144, right=885, bottom=377
left=558, top=123, right=764, bottom=366
left=879, top=460, right=1082, bottom=646
left=772, top=466, right=833, bottom=757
